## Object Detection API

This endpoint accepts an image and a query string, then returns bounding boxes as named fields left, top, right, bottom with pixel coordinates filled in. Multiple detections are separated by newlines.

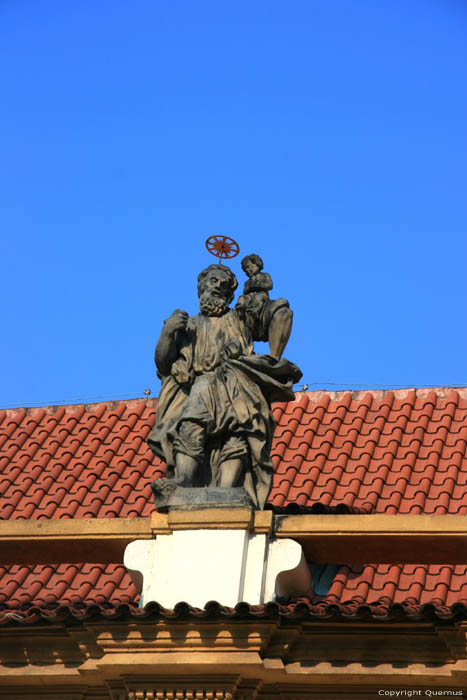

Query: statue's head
left=241, top=253, right=263, bottom=277
left=197, top=264, right=238, bottom=316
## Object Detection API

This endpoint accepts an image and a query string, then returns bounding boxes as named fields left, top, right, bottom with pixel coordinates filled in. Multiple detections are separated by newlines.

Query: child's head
left=241, top=253, right=264, bottom=276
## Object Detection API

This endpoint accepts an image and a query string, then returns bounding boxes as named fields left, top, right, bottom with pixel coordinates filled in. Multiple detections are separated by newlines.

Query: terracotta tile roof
left=1, top=387, right=467, bottom=622
left=270, top=387, right=467, bottom=514
left=2, top=387, right=467, bottom=519
left=0, top=563, right=136, bottom=610
left=1, top=563, right=467, bottom=625
left=0, top=399, right=161, bottom=521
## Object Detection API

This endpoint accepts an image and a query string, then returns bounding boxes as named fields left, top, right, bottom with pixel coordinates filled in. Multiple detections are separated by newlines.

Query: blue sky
left=1, top=1, right=467, bottom=408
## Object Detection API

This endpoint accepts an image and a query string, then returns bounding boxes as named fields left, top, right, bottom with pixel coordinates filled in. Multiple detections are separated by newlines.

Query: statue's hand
left=222, top=338, right=242, bottom=360
left=164, top=309, right=189, bottom=334
left=235, top=295, right=247, bottom=319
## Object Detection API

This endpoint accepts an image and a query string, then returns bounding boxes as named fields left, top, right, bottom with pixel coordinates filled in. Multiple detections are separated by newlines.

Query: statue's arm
left=247, top=272, right=273, bottom=292
left=155, top=309, right=189, bottom=377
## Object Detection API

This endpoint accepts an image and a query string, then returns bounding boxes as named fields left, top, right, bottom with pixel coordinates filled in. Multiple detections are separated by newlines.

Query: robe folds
left=148, top=308, right=302, bottom=508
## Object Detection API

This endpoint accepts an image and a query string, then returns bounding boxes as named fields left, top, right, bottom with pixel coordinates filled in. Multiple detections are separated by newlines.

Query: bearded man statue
left=148, top=262, right=301, bottom=510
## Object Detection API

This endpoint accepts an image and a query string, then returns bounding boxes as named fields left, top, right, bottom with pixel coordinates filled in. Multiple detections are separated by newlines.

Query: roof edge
left=293, top=386, right=467, bottom=404
left=2, top=386, right=467, bottom=415
left=0, top=396, right=158, bottom=417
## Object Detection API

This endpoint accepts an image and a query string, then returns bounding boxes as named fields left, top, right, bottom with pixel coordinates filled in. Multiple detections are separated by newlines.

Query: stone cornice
left=1, top=619, right=467, bottom=694
left=1, top=511, right=467, bottom=564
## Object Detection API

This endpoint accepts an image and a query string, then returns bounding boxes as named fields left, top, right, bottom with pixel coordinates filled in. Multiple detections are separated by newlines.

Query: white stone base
left=124, top=529, right=311, bottom=608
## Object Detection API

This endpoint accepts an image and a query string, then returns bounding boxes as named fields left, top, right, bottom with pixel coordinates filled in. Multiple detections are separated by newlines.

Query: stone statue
left=148, top=257, right=301, bottom=510
left=235, top=253, right=292, bottom=360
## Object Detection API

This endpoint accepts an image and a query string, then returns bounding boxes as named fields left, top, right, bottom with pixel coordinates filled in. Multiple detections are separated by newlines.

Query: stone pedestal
left=151, top=483, right=255, bottom=512
left=124, top=509, right=311, bottom=608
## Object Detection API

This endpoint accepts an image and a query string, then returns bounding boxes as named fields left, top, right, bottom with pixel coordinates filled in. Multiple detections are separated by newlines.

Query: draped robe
left=148, top=308, right=301, bottom=508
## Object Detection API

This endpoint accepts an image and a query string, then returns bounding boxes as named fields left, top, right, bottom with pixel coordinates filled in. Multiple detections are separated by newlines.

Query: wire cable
left=2, top=382, right=467, bottom=410
left=298, top=381, right=467, bottom=390
left=0, top=391, right=154, bottom=409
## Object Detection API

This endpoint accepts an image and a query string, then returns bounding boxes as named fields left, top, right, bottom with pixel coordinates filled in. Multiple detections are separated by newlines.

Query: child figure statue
left=236, top=253, right=293, bottom=360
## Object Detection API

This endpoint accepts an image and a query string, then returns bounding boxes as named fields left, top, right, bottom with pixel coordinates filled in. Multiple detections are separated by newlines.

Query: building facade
left=1, top=388, right=467, bottom=697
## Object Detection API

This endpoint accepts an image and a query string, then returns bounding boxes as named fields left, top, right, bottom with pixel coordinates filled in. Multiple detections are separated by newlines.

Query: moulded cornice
left=1, top=511, right=467, bottom=564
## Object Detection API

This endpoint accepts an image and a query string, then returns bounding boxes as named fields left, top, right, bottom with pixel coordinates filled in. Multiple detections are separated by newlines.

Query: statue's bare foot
left=151, top=477, right=184, bottom=499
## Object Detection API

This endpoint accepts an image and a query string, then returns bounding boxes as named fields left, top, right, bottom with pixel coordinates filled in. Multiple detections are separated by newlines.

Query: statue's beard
left=199, top=290, right=229, bottom=316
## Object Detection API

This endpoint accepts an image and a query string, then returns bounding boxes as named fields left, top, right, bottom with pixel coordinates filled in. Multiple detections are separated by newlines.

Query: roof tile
left=2, top=389, right=467, bottom=611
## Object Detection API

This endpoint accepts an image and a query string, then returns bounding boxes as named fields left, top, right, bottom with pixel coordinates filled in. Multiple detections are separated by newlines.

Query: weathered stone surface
left=151, top=482, right=255, bottom=512
left=148, top=257, right=301, bottom=510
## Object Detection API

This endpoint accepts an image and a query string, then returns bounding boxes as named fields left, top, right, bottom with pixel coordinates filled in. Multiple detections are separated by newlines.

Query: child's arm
left=248, top=272, right=273, bottom=292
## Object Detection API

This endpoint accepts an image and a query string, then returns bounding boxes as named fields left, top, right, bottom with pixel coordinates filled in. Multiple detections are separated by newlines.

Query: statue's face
left=244, top=260, right=260, bottom=277
left=202, top=268, right=232, bottom=300
left=199, top=267, right=233, bottom=316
